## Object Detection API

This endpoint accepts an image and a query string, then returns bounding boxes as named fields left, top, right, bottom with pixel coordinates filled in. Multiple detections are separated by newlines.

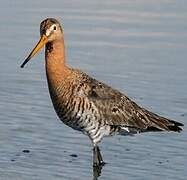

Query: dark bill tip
left=20, top=56, right=31, bottom=68
left=20, top=63, right=25, bottom=68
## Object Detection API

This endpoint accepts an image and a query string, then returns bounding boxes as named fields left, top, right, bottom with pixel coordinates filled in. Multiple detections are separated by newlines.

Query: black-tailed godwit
left=21, top=18, right=183, bottom=167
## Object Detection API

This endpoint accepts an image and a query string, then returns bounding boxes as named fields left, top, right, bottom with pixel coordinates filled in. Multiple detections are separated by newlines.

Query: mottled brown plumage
left=21, top=18, right=183, bottom=167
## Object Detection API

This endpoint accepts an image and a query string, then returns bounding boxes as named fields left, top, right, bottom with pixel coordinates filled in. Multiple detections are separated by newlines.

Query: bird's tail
left=144, top=110, right=184, bottom=132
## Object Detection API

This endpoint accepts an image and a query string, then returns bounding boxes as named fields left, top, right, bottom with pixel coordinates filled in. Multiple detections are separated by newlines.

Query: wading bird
left=21, top=18, right=183, bottom=167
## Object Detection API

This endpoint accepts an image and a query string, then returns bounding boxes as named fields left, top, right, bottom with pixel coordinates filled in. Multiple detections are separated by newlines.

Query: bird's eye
left=53, top=26, right=57, bottom=30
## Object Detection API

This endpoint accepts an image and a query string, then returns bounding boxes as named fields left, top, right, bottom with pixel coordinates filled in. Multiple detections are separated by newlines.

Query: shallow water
left=0, top=0, right=187, bottom=179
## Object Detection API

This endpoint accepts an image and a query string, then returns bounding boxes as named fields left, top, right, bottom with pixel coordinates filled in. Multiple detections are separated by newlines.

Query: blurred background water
left=0, top=0, right=186, bottom=179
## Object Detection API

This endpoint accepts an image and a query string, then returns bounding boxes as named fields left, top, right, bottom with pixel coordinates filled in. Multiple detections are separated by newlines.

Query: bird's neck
left=45, top=38, right=70, bottom=92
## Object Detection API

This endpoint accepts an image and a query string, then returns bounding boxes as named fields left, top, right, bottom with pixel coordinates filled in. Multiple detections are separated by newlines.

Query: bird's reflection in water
left=93, top=164, right=105, bottom=180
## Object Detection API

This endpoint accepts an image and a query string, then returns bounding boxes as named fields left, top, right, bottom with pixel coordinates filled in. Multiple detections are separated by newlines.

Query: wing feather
left=74, top=71, right=183, bottom=132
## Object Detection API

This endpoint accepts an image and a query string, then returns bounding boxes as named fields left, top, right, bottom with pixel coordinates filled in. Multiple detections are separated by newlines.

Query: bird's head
left=20, top=18, right=63, bottom=68
left=40, top=18, right=63, bottom=42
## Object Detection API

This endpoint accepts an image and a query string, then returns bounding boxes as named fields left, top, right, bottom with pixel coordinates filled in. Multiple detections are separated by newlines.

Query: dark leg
left=97, top=146, right=104, bottom=164
left=93, top=164, right=103, bottom=180
left=93, top=145, right=105, bottom=167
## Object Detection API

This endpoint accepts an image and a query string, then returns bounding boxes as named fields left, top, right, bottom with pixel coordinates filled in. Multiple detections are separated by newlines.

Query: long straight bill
left=20, top=35, right=48, bottom=68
